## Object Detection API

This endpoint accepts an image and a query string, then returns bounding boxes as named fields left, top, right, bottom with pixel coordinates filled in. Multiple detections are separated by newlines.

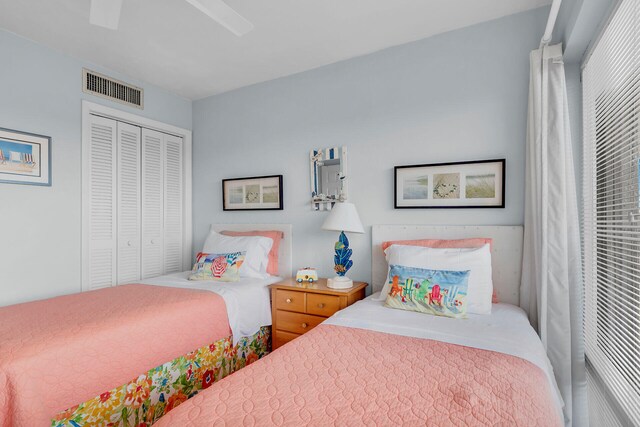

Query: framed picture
left=0, top=127, right=51, bottom=186
left=394, top=159, right=505, bottom=209
left=223, top=175, right=283, bottom=211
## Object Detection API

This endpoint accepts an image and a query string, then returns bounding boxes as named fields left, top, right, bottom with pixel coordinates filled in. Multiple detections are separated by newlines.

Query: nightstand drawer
left=274, top=290, right=305, bottom=312
left=306, top=293, right=341, bottom=317
left=276, top=310, right=325, bottom=334
left=273, top=330, right=300, bottom=348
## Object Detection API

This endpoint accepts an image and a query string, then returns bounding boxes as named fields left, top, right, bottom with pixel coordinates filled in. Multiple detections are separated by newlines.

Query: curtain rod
left=541, top=0, right=563, bottom=46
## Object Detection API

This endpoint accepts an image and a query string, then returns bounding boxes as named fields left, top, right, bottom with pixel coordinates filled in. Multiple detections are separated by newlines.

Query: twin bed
left=0, top=224, right=291, bottom=427
left=156, top=225, right=564, bottom=426
left=0, top=224, right=563, bottom=426
left=157, top=300, right=562, bottom=426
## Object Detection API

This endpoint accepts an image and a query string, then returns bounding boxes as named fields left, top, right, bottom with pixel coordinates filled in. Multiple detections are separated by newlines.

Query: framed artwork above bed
left=394, top=159, right=505, bottom=209
left=222, top=175, right=283, bottom=211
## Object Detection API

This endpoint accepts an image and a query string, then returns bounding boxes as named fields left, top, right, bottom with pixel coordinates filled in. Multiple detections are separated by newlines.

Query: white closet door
left=141, top=128, right=164, bottom=278
left=84, top=115, right=117, bottom=290
left=116, top=122, right=141, bottom=283
left=163, top=134, right=184, bottom=274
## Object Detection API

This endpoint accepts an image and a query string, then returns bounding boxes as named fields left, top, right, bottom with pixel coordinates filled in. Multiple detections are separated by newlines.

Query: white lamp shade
left=321, top=202, right=365, bottom=234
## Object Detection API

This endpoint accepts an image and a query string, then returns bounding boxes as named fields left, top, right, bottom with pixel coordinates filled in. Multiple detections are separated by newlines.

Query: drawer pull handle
left=301, top=323, right=308, bottom=329
left=286, top=298, right=292, bottom=303
left=317, top=303, right=325, bottom=308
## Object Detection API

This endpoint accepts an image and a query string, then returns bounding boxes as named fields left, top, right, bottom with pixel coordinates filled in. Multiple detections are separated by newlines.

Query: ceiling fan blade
left=90, top=0, right=124, bottom=30
left=184, top=0, right=254, bottom=37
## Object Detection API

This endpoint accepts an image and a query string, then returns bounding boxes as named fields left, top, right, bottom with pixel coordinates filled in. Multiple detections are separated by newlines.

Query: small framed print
left=0, top=127, right=51, bottom=186
left=394, top=159, right=505, bottom=209
left=222, top=175, right=283, bottom=211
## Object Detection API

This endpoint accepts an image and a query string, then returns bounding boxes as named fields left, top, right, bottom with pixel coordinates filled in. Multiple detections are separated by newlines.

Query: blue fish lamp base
left=328, top=231, right=354, bottom=289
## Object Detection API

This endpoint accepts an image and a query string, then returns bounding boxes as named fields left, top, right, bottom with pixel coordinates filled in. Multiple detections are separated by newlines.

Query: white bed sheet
left=138, top=272, right=280, bottom=344
left=325, top=293, right=564, bottom=418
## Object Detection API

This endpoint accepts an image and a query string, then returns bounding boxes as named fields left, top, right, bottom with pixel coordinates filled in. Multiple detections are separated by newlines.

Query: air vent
left=83, top=69, right=144, bottom=109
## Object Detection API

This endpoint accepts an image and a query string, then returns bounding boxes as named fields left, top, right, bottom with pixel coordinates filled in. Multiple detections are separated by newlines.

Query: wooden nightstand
left=270, top=278, right=368, bottom=350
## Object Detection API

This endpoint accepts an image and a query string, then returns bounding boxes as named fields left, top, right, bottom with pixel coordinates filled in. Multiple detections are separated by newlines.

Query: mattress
left=139, top=271, right=281, bottom=343
left=155, top=296, right=564, bottom=426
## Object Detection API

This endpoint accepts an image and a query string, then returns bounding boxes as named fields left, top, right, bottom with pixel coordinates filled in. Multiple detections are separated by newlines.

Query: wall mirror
left=309, top=146, right=348, bottom=210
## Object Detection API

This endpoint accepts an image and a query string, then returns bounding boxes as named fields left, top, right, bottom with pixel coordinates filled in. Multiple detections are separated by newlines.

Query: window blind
left=583, top=0, right=640, bottom=424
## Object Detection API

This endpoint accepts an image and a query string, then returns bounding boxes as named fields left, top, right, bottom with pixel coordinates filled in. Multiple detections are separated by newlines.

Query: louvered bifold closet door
left=84, top=115, right=117, bottom=290
left=163, top=134, right=183, bottom=274
left=142, top=128, right=164, bottom=279
left=583, top=0, right=640, bottom=423
left=117, top=122, right=142, bottom=283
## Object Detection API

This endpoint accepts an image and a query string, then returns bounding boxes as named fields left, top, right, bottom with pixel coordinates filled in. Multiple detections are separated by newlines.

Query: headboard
left=371, top=225, right=523, bottom=306
left=210, top=224, right=293, bottom=278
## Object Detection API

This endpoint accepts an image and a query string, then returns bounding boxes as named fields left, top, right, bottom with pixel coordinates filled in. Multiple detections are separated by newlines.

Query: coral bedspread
left=0, top=284, right=231, bottom=427
left=156, top=324, right=562, bottom=426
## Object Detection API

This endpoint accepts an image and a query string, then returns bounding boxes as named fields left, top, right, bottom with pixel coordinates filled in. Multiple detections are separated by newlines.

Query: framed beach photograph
left=0, top=127, right=51, bottom=186
left=222, top=175, right=283, bottom=211
left=394, top=159, right=505, bottom=208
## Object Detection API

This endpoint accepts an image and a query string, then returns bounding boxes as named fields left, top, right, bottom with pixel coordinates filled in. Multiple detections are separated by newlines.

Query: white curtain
left=521, top=43, right=586, bottom=427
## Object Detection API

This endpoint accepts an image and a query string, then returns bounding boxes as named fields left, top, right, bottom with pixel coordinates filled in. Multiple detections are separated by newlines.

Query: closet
left=83, top=114, right=186, bottom=291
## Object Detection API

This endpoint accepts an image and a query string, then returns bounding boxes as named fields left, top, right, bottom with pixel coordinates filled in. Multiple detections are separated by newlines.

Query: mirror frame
left=309, top=146, right=348, bottom=210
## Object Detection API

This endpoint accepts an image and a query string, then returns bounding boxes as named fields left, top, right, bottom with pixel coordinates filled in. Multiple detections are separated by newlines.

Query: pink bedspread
left=156, top=324, right=562, bottom=426
left=0, top=284, right=231, bottom=427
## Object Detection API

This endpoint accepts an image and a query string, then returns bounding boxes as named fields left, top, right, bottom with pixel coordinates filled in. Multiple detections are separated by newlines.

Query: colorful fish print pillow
left=189, top=251, right=245, bottom=282
left=384, top=264, right=470, bottom=318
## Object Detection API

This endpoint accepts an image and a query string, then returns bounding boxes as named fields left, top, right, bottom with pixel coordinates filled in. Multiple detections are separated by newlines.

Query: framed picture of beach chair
left=0, top=127, right=51, bottom=186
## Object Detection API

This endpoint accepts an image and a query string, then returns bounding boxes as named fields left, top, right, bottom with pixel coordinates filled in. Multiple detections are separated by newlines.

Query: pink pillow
left=381, top=237, right=499, bottom=303
left=381, top=237, right=493, bottom=252
left=221, top=230, right=283, bottom=276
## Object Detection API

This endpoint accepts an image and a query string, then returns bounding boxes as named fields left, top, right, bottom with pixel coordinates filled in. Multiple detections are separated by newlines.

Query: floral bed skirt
left=52, top=326, right=271, bottom=427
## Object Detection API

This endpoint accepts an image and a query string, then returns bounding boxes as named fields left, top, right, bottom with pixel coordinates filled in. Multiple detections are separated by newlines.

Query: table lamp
left=321, top=202, right=364, bottom=289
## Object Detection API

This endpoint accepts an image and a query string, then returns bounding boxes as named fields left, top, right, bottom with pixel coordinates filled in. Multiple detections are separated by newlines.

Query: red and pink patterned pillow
left=189, top=251, right=245, bottom=282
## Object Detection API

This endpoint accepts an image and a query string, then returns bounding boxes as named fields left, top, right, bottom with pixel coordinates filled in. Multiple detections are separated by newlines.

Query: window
left=583, top=0, right=640, bottom=424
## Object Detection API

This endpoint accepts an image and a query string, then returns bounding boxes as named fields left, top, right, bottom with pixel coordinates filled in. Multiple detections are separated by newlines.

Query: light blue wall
left=192, top=7, right=549, bottom=288
left=0, top=29, right=192, bottom=306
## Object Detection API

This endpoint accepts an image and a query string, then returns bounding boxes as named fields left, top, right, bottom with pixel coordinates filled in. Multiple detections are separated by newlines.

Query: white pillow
left=379, top=244, right=493, bottom=315
left=202, top=229, right=273, bottom=279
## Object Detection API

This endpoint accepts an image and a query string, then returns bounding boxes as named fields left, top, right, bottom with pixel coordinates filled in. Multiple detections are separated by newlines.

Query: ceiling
left=0, top=0, right=550, bottom=100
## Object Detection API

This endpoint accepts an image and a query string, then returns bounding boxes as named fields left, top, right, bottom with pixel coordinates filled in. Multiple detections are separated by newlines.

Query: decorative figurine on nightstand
left=296, top=267, right=318, bottom=283
left=321, top=202, right=364, bottom=289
